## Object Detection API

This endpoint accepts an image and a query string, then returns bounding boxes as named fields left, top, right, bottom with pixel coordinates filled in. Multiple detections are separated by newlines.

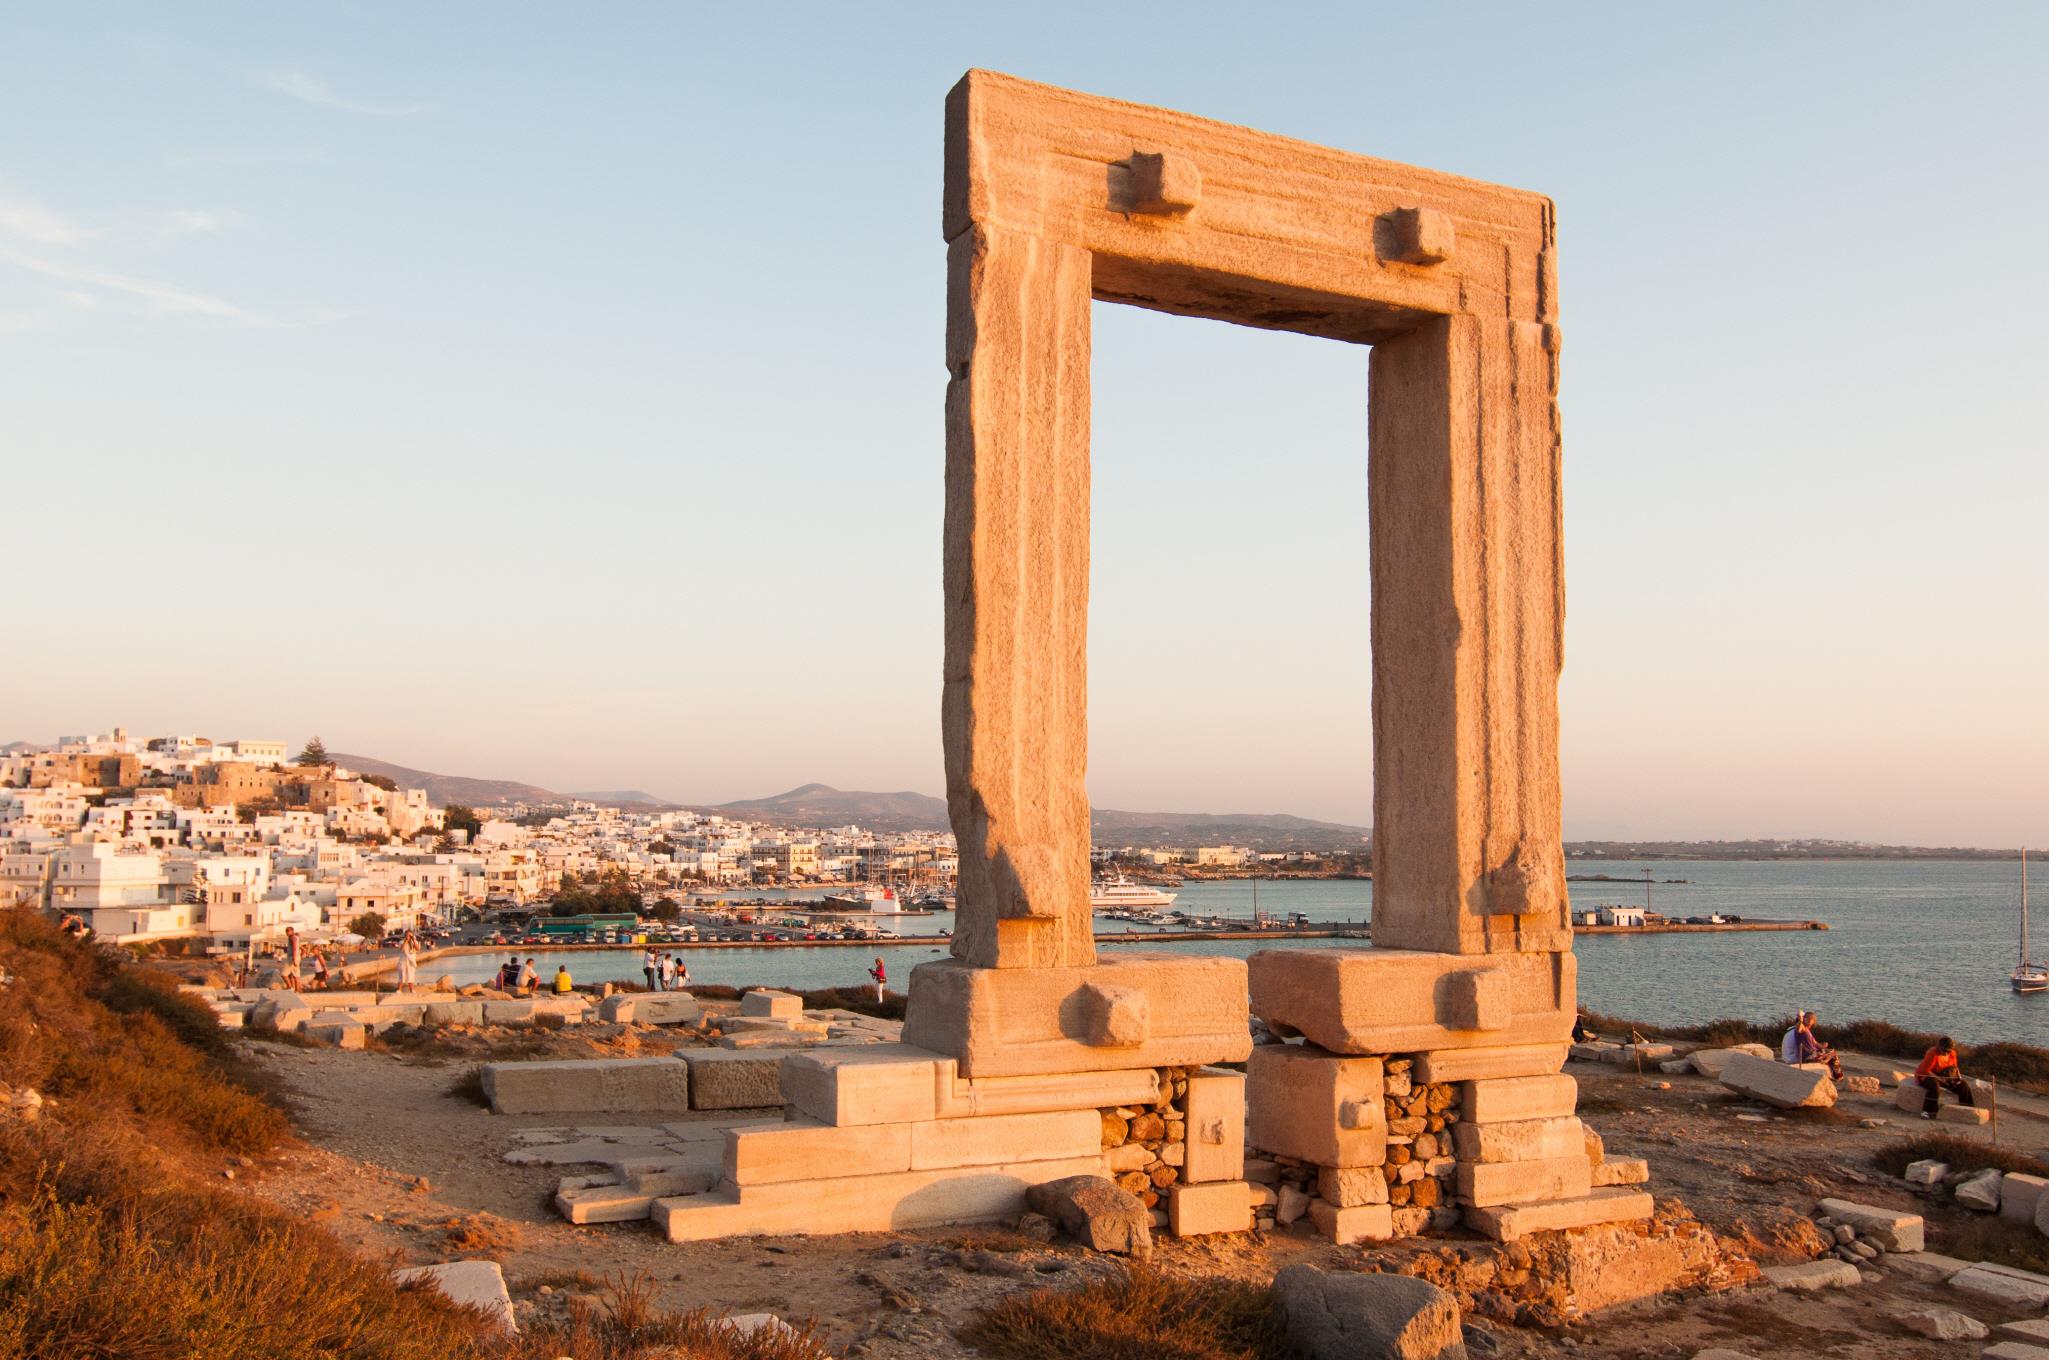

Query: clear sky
left=4, top=4, right=2045, bottom=845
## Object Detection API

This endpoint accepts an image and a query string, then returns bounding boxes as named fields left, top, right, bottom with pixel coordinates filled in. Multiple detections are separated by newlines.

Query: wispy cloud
left=133, top=208, right=244, bottom=236
left=257, top=68, right=433, bottom=116
left=163, top=147, right=328, bottom=170
left=0, top=199, right=97, bottom=247
left=0, top=243, right=290, bottom=328
left=0, top=311, right=46, bottom=335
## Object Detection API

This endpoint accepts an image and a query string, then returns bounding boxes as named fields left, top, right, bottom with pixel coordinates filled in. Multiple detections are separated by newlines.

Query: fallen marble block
left=481, top=1057, right=689, bottom=1116
left=1718, top=1052, right=1835, bottom=1109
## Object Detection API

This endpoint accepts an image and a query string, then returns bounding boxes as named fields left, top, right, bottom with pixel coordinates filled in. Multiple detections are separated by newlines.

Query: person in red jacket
left=1915, top=1037, right=1974, bottom=1118
left=867, top=956, right=887, bottom=1006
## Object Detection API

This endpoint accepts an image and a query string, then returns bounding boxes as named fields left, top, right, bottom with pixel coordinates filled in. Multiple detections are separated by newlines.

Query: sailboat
left=2013, top=849, right=2047, bottom=994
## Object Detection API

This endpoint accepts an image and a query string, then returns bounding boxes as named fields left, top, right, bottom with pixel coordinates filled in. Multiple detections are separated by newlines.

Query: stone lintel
left=1456, top=1153, right=1592, bottom=1207
left=901, top=954, right=1250, bottom=1078
left=1249, top=946, right=1573, bottom=1054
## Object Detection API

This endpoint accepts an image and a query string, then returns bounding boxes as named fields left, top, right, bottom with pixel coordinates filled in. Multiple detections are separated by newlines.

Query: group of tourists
left=1782, top=1010, right=1977, bottom=1118
left=273, top=925, right=333, bottom=992
left=641, top=948, right=690, bottom=992
left=487, top=954, right=576, bottom=994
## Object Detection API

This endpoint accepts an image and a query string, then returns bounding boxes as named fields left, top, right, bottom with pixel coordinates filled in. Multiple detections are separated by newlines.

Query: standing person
left=1916, top=1037, right=1975, bottom=1119
left=868, top=956, right=887, bottom=1006
left=283, top=926, right=303, bottom=992
left=519, top=957, right=539, bottom=994
left=310, top=948, right=329, bottom=991
left=643, top=947, right=661, bottom=992
left=659, top=952, right=679, bottom=991
left=671, top=953, right=689, bottom=991
left=397, top=931, right=420, bottom=992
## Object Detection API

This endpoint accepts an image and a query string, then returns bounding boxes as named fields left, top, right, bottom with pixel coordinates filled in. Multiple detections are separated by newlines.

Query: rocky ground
left=231, top=1032, right=2049, bottom=1359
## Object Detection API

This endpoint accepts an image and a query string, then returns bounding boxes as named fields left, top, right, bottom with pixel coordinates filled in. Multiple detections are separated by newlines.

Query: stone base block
left=784, top=1044, right=943, bottom=1125
left=2002, top=1173, right=2049, bottom=1225
left=681, top=1050, right=785, bottom=1110
left=423, top=1000, right=485, bottom=1025
left=1461, top=1073, right=1577, bottom=1124
left=1451, top=1116, right=1584, bottom=1164
left=1464, top=1186, right=1654, bottom=1242
left=911, top=1108, right=1100, bottom=1171
left=1317, top=1166, right=1391, bottom=1207
left=900, top=953, right=1249, bottom=1077
left=1307, top=1198, right=1394, bottom=1244
left=782, top=1040, right=942, bottom=1122
left=1168, top=1180, right=1253, bottom=1237
left=727, top=1118, right=914, bottom=1186
left=1456, top=1154, right=1591, bottom=1207
left=1591, top=1157, right=1649, bottom=1187
left=741, top=989, right=802, bottom=1019
left=1414, top=1044, right=1568, bottom=1084
left=1938, top=1103, right=1992, bottom=1126
left=599, top=992, right=702, bottom=1026
left=482, top=1057, right=690, bottom=1115
left=653, top=1155, right=1102, bottom=1240
left=308, top=1020, right=366, bottom=1049
left=1183, top=1067, right=1246, bottom=1184
left=1247, top=1046, right=1385, bottom=1168
left=556, top=1184, right=658, bottom=1224
left=1249, top=946, right=1574, bottom=1054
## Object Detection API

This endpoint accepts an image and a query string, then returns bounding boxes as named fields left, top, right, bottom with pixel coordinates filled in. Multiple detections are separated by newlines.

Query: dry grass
left=1872, top=1133, right=2049, bottom=1179
left=0, top=916, right=832, bottom=1360
left=962, top=1266, right=1285, bottom=1360
left=1942, top=1215, right=2049, bottom=1275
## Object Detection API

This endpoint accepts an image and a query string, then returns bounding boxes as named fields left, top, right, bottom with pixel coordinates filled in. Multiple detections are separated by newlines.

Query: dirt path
left=234, top=1040, right=2049, bottom=1358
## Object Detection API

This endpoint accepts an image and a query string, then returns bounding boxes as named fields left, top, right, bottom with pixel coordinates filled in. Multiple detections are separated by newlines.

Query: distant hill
left=1091, top=807, right=1368, bottom=851
left=329, top=754, right=563, bottom=809
left=712, top=783, right=1370, bottom=849
left=571, top=789, right=669, bottom=805
left=712, top=783, right=946, bottom=832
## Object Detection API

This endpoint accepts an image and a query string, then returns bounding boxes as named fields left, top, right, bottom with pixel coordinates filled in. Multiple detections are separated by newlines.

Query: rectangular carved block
left=1451, top=1116, right=1585, bottom=1164
left=901, top=954, right=1249, bottom=1078
left=1183, top=1067, right=1246, bottom=1185
left=1169, top=1180, right=1252, bottom=1237
left=1413, top=1044, right=1568, bottom=1084
left=1250, top=947, right=1573, bottom=1054
left=782, top=1044, right=942, bottom=1127
left=1462, top=1073, right=1578, bottom=1124
left=1456, top=1154, right=1591, bottom=1208
left=1246, top=1046, right=1385, bottom=1169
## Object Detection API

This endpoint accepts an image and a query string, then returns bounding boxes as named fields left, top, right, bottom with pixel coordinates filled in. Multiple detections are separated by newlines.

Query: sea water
left=433, top=859, right=2040, bottom=1047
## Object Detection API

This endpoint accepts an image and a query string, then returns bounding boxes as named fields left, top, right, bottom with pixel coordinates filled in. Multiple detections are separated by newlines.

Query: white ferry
left=1089, top=877, right=1178, bottom=915
left=818, top=886, right=902, bottom=914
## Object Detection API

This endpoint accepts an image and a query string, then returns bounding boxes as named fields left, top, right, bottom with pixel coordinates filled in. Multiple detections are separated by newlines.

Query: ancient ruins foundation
left=649, top=68, right=1655, bottom=1246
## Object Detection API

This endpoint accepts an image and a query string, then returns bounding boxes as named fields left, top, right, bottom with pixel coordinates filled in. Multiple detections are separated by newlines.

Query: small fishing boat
left=2013, top=849, right=2047, bottom=994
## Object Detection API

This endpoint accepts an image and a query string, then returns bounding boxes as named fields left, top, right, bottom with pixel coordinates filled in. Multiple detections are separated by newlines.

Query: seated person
left=1780, top=1011, right=1844, bottom=1080
left=1915, top=1037, right=1974, bottom=1119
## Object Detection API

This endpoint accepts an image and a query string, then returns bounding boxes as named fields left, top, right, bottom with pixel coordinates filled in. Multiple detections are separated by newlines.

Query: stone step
left=1463, top=1186, right=1654, bottom=1243
left=652, top=1155, right=1102, bottom=1242
left=555, top=1184, right=658, bottom=1224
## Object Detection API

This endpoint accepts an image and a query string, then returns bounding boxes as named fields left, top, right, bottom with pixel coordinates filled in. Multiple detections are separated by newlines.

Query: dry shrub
left=962, top=1265, right=1285, bottom=1360
left=797, top=986, right=904, bottom=1021
left=1942, top=1215, right=2049, bottom=1275
left=442, top=1212, right=524, bottom=1258
left=1873, top=1134, right=2049, bottom=1179
left=447, top=1065, right=491, bottom=1107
